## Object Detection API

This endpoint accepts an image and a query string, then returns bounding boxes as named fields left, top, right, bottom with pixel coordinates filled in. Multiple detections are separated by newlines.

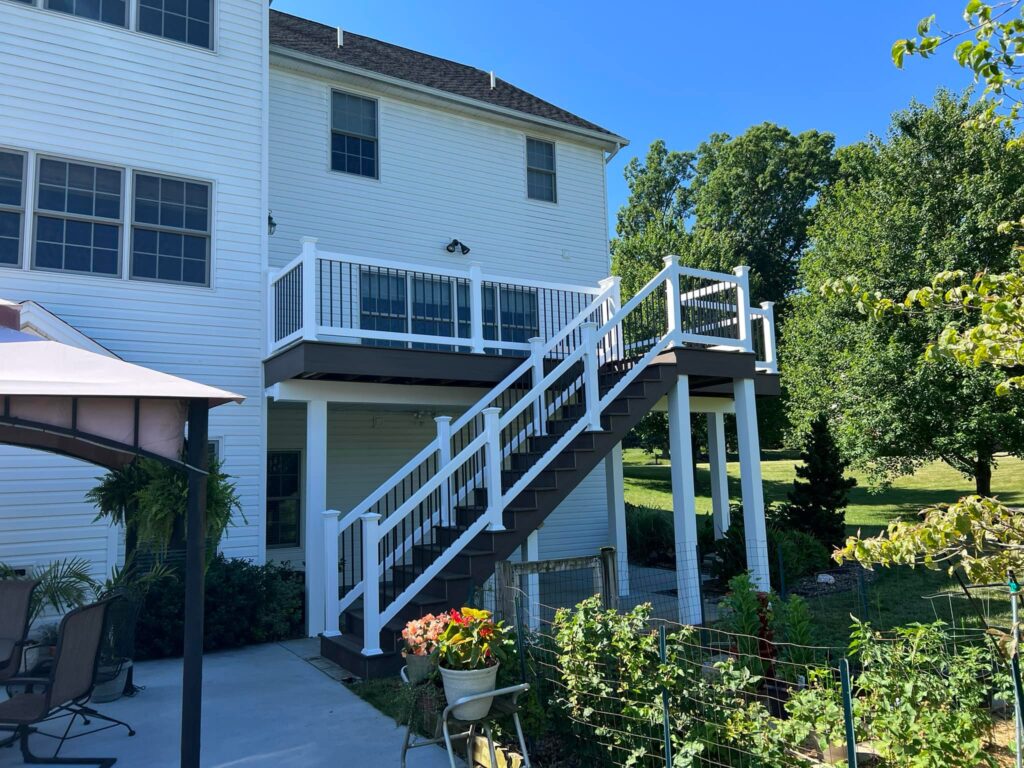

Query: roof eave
left=270, top=45, right=629, bottom=151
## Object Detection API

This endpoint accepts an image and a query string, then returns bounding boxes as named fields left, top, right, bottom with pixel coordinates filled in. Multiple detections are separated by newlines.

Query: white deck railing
left=315, top=255, right=780, bottom=655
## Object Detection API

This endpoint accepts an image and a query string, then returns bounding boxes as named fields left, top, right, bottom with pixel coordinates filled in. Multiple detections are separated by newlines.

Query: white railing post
left=529, top=337, right=547, bottom=437
left=599, top=275, right=622, bottom=361
left=663, top=255, right=682, bottom=345
left=733, top=265, right=752, bottom=353
left=482, top=407, right=505, bottom=531
left=300, top=236, right=318, bottom=341
left=360, top=512, right=383, bottom=656
left=266, top=268, right=278, bottom=356
left=581, top=322, right=603, bottom=431
left=469, top=262, right=485, bottom=354
left=435, top=416, right=453, bottom=525
left=321, top=510, right=341, bottom=638
left=759, top=300, right=777, bottom=373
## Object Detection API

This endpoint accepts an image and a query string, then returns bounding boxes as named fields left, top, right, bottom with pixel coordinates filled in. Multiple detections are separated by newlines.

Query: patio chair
left=0, top=579, right=38, bottom=685
left=0, top=599, right=129, bottom=767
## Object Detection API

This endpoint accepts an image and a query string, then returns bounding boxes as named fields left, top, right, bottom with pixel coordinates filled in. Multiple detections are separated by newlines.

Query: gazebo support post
left=181, top=398, right=209, bottom=768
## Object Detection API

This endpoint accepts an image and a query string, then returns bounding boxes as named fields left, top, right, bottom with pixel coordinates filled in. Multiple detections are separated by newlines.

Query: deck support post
left=605, top=443, right=630, bottom=596
left=706, top=412, right=730, bottom=540
left=305, top=398, right=328, bottom=636
left=667, top=375, right=702, bottom=625
left=521, top=531, right=540, bottom=631
left=734, top=377, right=770, bottom=589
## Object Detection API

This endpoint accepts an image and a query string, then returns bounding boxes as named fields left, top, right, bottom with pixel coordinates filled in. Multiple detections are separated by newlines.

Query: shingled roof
left=269, top=10, right=621, bottom=140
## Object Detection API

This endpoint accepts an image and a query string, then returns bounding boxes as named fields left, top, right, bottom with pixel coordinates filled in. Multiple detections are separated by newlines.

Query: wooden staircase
left=321, top=353, right=685, bottom=678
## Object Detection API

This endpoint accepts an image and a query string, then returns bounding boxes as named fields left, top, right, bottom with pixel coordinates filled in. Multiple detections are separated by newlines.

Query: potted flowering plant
left=401, top=612, right=448, bottom=683
left=436, top=607, right=509, bottom=720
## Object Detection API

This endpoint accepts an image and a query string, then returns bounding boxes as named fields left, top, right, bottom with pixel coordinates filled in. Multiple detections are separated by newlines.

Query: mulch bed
left=789, top=563, right=879, bottom=599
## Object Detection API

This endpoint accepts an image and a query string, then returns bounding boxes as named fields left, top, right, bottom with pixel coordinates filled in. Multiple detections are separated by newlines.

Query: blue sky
left=272, top=1, right=971, bottom=234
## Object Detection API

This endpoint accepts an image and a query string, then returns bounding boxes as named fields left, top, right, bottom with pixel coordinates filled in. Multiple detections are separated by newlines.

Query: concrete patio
left=0, top=642, right=453, bottom=767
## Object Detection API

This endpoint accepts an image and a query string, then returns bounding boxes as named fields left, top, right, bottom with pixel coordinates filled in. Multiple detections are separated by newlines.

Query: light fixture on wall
left=268, top=211, right=277, bottom=236
left=445, top=238, right=470, bottom=255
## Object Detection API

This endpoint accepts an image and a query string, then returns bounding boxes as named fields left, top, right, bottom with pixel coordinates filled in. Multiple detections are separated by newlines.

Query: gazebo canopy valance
left=0, top=313, right=243, bottom=768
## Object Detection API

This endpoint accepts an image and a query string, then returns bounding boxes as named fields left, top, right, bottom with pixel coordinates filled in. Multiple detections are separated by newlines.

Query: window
left=34, top=158, right=122, bottom=276
left=410, top=275, right=453, bottom=349
left=267, top=451, right=300, bottom=548
left=138, top=0, right=212, bottom=49
left=0, top=151, right=25, bottom=267
left=359, top=269, right=406, bottom=346
left=131, top=172, right=210, bottom=285
left=331, top=91, right=378, bottom=178
left=526, top=138, right=556, bottom=202
left=45, top=0, right=127, bottom=27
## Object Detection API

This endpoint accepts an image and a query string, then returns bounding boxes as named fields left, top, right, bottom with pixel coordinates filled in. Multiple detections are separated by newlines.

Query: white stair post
left=360, top=512, right=383, bottom=656
left=667, top=374, right=703, bottom=625
left=482, top=407, right=506, bottom=531
left=733, top=265, right=752, bottom=353
left=529, top=337, right=547, bottom=437
left=733, top=377, right=770, bottom=589
left=304, top=398, right=328, bottom=637
left=759, top=301, right=777, bottom=373
left=300, top=236, right=318, bottom=341
left=663, top=256, right=682, bottom=345
left=599, top=275, right=622, bottom=360
left=706, top=412, right=731, bottom=540
left=605, top=443, right=630, bottom=597
left=581, top=322, right=602, bottom=431
left=469, top=262, right=485, bottom=354
left=321, top=510, right=341, bottom=638
left=435, top=416, right=453, bottom=526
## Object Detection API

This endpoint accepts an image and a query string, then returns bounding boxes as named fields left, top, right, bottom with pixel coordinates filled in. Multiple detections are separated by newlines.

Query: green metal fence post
left=658, top=625, right=673, bottom=767
left=840, top=657, right=858, bottom=768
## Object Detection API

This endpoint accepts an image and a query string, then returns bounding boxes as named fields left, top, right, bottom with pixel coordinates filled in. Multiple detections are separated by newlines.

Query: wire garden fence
left=485, top=569, right=1018, bottom=768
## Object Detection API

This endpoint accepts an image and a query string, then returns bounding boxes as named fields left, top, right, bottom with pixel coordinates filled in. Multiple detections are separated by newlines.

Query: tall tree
left=688, top=124, right=837, bottom=307
left=785, top=91, right=1024, bottom=495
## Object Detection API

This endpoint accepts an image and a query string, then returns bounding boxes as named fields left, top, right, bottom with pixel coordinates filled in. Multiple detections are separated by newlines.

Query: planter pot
left=439, top=662, right=500, bottom=721
left=92, top=661, right=132, bottom=703
left=404, top=652, right=436, bottom=684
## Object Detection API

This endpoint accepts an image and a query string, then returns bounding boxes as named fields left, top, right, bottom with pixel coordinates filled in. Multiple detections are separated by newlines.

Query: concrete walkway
left=0, top=642, right=453, bottom=768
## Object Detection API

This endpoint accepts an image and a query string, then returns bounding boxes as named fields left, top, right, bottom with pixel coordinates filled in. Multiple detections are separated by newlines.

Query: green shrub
left=135, top=554, right=303, bottom=660
left=625, top=503, right=715, bottom=568
left=711, top=511, right=831, bottom=589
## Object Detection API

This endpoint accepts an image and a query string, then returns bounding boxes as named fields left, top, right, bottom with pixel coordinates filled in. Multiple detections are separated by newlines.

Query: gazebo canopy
left=0, top=326, right=241, bottom=470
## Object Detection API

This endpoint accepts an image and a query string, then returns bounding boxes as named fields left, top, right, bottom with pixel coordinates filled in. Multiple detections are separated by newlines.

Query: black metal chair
left=0, top=579, right=38, bottom=685
left=0, top=599, right=132, bottom=767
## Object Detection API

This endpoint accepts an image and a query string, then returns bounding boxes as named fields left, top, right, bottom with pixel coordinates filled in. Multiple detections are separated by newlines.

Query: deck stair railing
left=317, top=256, right=775, bottom=655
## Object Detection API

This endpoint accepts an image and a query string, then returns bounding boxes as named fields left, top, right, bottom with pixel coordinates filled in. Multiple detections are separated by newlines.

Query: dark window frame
left=130, top=170, right=212, bottom=287
left=44, top=0, right=128, bottom=28
left=526, top=137, right=557, bottom=203
left=32, top=156, right=124, bottom=278
left=330, top=90, right=379, bottom=180
left=0, top=149, right=26, bottom=269
left=266, top=450, right=301, bottom=549
left=136, top=0, right=214, bottom=50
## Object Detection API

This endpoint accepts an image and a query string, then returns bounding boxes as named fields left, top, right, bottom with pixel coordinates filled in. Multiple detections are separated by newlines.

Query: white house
left=0, top=3, right=779, bottom=678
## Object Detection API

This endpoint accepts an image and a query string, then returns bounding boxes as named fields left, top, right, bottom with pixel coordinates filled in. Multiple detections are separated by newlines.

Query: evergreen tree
left=784, top=414, right=857, bottom=548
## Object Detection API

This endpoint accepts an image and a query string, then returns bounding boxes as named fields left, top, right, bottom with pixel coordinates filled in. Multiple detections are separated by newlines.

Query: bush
left=711, top=510, right=831, bottom=589
left=135, top=554, right=304, bottom=660
left=625, top=503, right=715, bottom=568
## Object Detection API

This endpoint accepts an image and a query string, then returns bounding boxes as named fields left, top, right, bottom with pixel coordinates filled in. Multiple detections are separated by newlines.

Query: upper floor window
left=131, top=172, right=211, bottom=285
left=34, top=158, right=122, bottom=277
left=45, top=0, right=127, bottom=27
left=0, top=151, right=25, bottom=267
left=526, top=138, right=556, bottom=203
left=138, top=0, right=212, bottom=49
left=331, top=91, right=378, bottom=179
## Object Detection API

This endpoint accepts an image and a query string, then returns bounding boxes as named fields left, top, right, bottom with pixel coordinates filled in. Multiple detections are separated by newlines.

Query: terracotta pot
left=404, top=652, right=436, bottom=684
left=439, top=662, right=500, bottom=720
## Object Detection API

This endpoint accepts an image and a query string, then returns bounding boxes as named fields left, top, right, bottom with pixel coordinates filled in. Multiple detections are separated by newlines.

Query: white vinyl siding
left=0, top=0, right=267, bottom=573
left=269, top=66, right=611, bottom=287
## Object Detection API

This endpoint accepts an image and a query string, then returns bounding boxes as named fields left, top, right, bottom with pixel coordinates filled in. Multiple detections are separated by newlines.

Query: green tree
left=688, top=124, right=837, bottom=306
left=780, top=414, right=856, bottom=549
left=785, top=91, right=1024, bottom=495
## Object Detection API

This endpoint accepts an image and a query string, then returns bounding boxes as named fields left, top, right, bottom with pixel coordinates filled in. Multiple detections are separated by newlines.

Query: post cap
left=300, top=236, right=318, bottom=246
left=732, top=265, right=750, bottom=276
left=434, top=415, right=452, bottom=424
left=359, top=511, right=383, bottom=521
left=321, top=509, right=341, bottom=519
left=662, top=255, right=678, bottom=267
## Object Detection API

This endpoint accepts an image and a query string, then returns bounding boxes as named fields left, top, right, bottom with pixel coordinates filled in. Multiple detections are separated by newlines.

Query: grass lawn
left=623, top=447, right=1024, bottom=647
